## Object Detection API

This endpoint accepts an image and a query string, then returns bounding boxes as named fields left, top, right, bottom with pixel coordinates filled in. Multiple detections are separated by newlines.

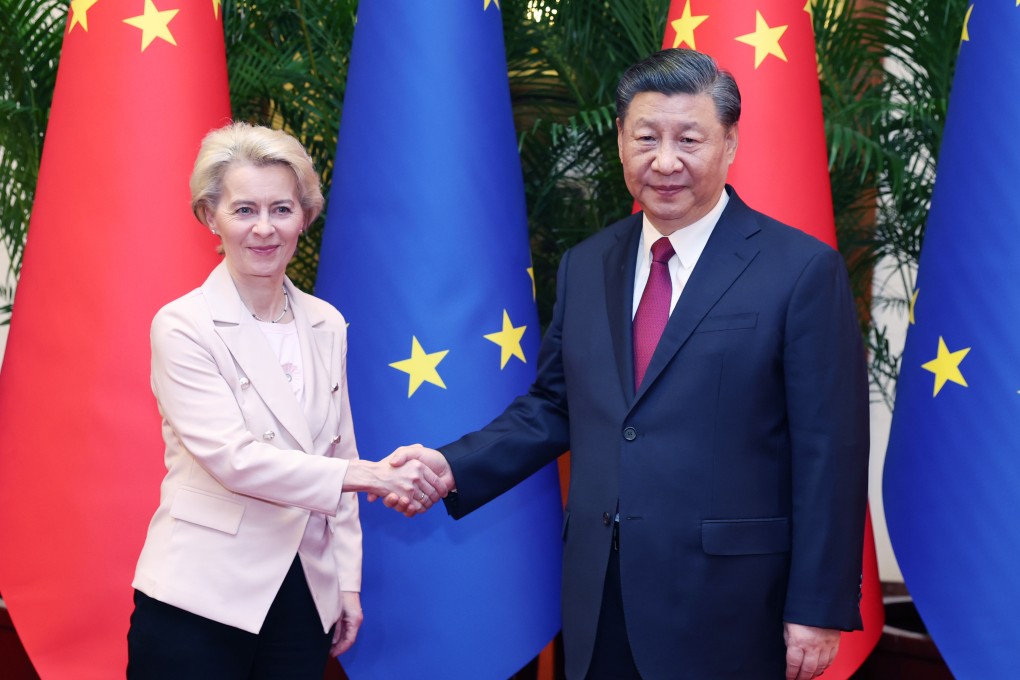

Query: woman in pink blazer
left=127, top=123, right=449, bottom=679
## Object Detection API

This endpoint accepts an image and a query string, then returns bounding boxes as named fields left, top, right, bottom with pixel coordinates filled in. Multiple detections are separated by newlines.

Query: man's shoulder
left=569, top=212, right=641, bottom=255
left=729, top=197, right=836, bottom=258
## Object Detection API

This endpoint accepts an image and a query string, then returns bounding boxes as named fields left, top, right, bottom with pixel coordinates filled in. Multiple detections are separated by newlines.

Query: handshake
left=347, top=444, right=456, bottom=517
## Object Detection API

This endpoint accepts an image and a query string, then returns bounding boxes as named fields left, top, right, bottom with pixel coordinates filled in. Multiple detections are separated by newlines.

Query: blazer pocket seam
left=701, top=516, right=790, bottom=556
left=692, top=312, right=758, bottom=334
left=169, top=487, right=246, bottom=535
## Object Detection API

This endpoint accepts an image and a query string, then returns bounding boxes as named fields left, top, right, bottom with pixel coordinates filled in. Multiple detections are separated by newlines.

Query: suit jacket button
left=623, top=426, right=637, bottom=441
left=602, top=512, right=612, bottom=526
left=331, top=434, right=342, bottom=445
left=331, top=382, right=339, bottom=393
left=262, top=430, right=276, bottom=441
left=239, top=377, right=251, bottom=389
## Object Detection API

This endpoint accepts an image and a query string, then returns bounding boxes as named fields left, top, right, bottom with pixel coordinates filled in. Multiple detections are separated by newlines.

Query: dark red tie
left=633, top=237, right=675, bottom=390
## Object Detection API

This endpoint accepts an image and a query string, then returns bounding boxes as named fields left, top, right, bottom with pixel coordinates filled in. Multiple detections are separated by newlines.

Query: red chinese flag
left=0, top=1, right=229, bottom=677
left=660, top=1, right=884, bottom=676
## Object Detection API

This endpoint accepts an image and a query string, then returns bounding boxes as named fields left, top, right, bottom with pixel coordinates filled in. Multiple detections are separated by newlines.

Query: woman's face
left=206, top=162, right=304, bottom=284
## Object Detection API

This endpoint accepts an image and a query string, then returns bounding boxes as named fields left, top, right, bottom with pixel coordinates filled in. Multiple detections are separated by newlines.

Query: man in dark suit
left=386, top=48, right=869, bottom=680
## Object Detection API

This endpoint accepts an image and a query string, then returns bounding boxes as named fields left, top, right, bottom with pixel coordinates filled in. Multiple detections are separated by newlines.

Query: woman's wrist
left=342, top=459, right=382, bottom=495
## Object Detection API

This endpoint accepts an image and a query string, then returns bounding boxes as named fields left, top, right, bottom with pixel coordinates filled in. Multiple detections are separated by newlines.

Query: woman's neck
left=231, top=273, right=289, bottom=323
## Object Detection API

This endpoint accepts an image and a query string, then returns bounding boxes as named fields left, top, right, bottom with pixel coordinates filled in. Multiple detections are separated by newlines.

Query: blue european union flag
left=883, top=2, right=1020, bottom=676
left=315, top=2, right=563, bottom=677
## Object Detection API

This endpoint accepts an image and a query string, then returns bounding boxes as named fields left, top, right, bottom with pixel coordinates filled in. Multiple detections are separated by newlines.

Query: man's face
left=617, top=91, right=738, bottom=235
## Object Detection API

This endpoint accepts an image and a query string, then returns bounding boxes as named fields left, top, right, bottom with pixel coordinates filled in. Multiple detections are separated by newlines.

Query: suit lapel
left=604, top=214, right=643, bottom=401
left=289, top=281, right=335, bottom=444
left=633, top=191, right=761, bottom=405
left=202, top=263, right=316, bottom=453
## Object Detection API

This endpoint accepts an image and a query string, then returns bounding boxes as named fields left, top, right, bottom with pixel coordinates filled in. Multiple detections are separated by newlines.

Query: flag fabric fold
left=316, top=2, right=562, bottom=678
left=884, top=2, right=1020, bottom=677
left=0, top=1, right=229, bottom=677
left=660, top=2, right=884, bottom=675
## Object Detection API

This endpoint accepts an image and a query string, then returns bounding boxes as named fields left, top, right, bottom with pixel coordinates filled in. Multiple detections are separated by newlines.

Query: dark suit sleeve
left=441, top=251, right=573, bottom=519
left=782, top=246, right=870, bottom=630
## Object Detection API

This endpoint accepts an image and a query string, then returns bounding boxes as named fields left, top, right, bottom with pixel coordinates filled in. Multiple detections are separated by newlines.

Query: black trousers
left=586, top=535, right=643, bottom=680
left=127, top=556, right=332, bottom=680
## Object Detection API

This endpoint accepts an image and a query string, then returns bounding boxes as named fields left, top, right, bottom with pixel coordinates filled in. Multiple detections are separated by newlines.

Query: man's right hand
left=368, top=444, right=456, bottom=515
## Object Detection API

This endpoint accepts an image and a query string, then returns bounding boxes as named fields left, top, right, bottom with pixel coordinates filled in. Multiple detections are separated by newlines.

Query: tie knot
left=651, top=237, right=674, bottom=264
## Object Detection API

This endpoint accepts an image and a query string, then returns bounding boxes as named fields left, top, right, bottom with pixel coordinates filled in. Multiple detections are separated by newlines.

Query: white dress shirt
left=632, top=190, right=729, bottom=318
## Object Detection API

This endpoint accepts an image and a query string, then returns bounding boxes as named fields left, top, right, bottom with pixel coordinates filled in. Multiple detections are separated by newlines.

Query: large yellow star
left=389, top=336, right=449, bottom=397
left=670, top=1, right=709, bottom=50
left=123, top=0, right=179, bottom=52
left=921, top=336, right=970, bottom=397
left=69, top=0, right=100, bottom=33
left=735, top=11, right=788, bottom=69
left=909, top=288, right=919, bottom=325
left=212, top=0, right=221, bottom=20
left=961, top=4, right=973, bottom=43
left=527, top=265, right=536, bottom=301
left=484, top=0, right=500, bottom=9
left=484, top=310, right=527, bottom=369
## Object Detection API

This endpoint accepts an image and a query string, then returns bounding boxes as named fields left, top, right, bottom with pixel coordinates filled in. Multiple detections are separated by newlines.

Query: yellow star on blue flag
left=389, top=336, right=448, bottom=397
left=484, top=310, right=527, bottom=369
left=920, top=336, right=970, bottom=396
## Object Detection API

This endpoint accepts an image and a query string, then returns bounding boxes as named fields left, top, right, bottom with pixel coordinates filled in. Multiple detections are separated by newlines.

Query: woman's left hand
left=331, top=591, right=364, bottom=656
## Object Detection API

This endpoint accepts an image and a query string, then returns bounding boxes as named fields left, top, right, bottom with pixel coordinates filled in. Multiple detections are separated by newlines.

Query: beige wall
left=868, top=256, right=910, bottom=583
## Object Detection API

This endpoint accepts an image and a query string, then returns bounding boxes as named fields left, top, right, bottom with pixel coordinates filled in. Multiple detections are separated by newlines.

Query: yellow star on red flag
left=123, top=0, right=179, bottom=51
left=670, top=1, right=709, bottom=50
left=69, top=0, right=100, bottom=33
left=735, top=10, right=788, bottom=68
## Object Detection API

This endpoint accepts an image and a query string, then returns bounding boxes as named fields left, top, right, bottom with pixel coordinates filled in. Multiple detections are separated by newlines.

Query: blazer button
left=331, top=382, right=339, bottom=393
left=331, top=434, right=342, bottom=445
left=602, top=512, right=612, bottom=526
left=262, top=430, right=276, bottom=441
left=239, top=377, right=251, bottom=389
left=623, top=426, right=637, bottom=441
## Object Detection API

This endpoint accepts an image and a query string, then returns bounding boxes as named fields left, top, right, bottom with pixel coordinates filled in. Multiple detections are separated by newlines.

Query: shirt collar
left=640, top=189, right=729, bottom=269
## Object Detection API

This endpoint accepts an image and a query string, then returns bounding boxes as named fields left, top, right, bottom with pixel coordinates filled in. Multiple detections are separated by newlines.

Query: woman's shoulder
left=291, top=287, right=347, bottom=329
left=150, top=286, right=212, bottom=337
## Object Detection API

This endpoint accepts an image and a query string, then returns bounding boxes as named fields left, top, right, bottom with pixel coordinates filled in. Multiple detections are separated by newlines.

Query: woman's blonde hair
left=190, top=122, right=324, bottom=228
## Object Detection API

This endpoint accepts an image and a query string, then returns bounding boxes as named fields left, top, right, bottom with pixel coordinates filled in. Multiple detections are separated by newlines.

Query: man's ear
left=617, top=117, right=625, bottom=160
left=725, top=123, right=739, bottom=163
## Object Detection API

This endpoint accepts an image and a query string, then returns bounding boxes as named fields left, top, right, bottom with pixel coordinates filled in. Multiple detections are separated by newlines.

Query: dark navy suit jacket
left=441, top=188, right=869, bottom=680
